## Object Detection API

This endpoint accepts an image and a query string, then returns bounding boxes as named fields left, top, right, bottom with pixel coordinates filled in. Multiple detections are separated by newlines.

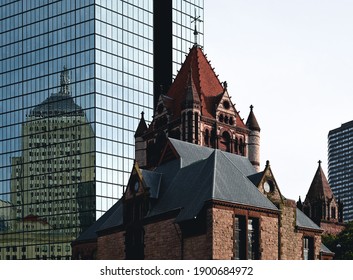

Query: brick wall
left=97, top=231, right=125, bottom=260
left=71, top=241, right=97, bottom=259
left=260, top=215, right=279, bottom=259
left=144, top=218, right=181, bottom=259
left=211, top=207, right=234, bottom=259
left=184, top=234, right=210, bottom=259
left=279, top=202, right=302, bottom=260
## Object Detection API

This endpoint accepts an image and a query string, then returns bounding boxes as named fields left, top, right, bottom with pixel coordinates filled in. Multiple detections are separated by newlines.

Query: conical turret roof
left=304, top=161, right=335, bottom=203
left=246, top=105, right=260, bottom=132
left=135, top=112, right=148, bottom=137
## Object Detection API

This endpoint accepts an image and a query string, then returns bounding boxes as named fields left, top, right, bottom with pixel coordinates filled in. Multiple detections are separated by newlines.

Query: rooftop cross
left=191, top=9, right=203, bottom=46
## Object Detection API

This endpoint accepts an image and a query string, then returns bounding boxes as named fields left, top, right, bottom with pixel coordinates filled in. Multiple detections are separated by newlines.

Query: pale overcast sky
left=204, top=0, right=353, bottom=200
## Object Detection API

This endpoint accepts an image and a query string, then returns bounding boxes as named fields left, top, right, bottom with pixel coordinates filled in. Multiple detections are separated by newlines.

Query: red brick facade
left=97, top=231, right=125, bottom=260
left=74, top=202, right=324, bottom=260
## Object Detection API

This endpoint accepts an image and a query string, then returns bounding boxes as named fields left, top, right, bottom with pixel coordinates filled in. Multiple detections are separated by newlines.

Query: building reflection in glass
left=1, top=68, right=95, bottom=260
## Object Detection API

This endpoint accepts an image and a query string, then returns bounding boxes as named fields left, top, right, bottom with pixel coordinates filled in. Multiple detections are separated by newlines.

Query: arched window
left=219, top=114, right=224, bottom=122
left=220, top=131, right=231, bottom=152
left=239, top=138, right=244, bottom=155
left=187, top=111, right=193, bottom=143
left=195, top=112, right=199, bottom=144
left=204, top=129, right=209, bottom=146
left=234, top=137, right=238, bottom=154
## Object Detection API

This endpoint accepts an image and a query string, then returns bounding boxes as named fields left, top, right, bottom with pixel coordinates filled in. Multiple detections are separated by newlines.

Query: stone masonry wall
left=184, top=234, right=210, bottom=259
left=97, top=231, right=125, bottom=260
left=260, top=215, right=278, bottom=259
left=211, top=207, right=234, bottom=260
left=144, top=218, right=181, bottom=259
left=279, top=201, right=302, bottom=260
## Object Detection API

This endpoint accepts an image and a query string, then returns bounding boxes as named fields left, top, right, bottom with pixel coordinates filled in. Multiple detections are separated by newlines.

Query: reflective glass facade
left=328, top=120, right=353, bottom=222
left=0, top=0, right=203, bottom=260
left=154, top=0, right=204, bottom=106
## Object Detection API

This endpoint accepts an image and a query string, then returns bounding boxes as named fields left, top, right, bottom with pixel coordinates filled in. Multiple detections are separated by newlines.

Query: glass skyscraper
left=328, top=120, right=353, bottom=222
left=0, top=0, right=203, bottom=260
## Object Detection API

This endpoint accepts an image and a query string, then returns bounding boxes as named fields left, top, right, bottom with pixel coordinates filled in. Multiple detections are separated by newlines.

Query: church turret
left=181, top=67, right=201, bottom=144
left=134, top=112, right=148, bottom=168
left=301, top=160, right=345, bottom=235
left=134, top=45, right=261, bottom=169
left=246, top=105, right=261, bottom=172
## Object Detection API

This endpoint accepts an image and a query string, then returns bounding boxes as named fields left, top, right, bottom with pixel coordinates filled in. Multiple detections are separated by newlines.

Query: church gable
left=250, top=161, right=284, bottom=206
left=215, top=89, right=237, bottom=127
left=124, top=162, right=147, bottom=200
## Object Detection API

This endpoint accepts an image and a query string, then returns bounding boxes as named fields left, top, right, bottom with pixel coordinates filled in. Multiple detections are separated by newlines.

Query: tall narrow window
left=187, top=111, right=193, bottom=143
left=182, top=112, right=186, bottom=141
left=234, top=216, right=241, bottom=260
left=220, top=131, right=231, bottom=152
left=204, top=129, right=209, bottom=146
left=247, top=218, right=259, bottom=260
left=233, top=216, right=258, bottom=260
left=195, top=112, right=199, bottom=144
left=303, top=237, right=314, bottom=260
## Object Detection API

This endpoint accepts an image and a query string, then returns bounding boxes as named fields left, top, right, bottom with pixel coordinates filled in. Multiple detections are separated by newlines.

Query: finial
left=318, top=160, right=322, bottom=166
left=250, top=105, right=254, bottom=111
left=266, top=160, right=270, bottom=167
left=141, top=111, right=145, bottom=118
left=223, top=81, right=228, bottom=90
left=191, top=9, right=203, bottom=46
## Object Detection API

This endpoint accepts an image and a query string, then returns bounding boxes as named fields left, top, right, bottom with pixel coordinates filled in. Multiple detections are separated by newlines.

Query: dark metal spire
left=191, top=9, right=203, bottom=46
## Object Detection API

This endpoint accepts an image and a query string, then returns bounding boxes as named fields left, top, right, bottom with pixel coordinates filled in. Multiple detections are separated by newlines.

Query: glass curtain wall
left=172, top=0, right=204, bottom=78
left=0, top=0, right=153, bottom=260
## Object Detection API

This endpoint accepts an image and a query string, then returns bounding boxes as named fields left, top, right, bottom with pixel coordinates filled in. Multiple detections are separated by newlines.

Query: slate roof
left=149, top=140, right=278, bottom=222
left=304, top=161, right=336, bottom=203
left=246, top=105, right=261, bottom=132
left=73, top=200, right=123, bottom=243
left=296, top=208, right=322, bottom=231
left=75, top=139, right=323, bottom=243
left=141, top=169, right=162, bottom=199
left=320, top=243, right=334, bottom=255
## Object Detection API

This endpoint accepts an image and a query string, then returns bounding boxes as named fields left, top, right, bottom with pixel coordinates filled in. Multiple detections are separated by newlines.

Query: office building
left=328, top=120, right=353, bottom=221
left=0, top=0, right=204, bottom=259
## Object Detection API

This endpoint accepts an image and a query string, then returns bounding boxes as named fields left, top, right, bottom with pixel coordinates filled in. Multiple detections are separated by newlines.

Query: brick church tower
left=135, top=45, right=261, bottom=171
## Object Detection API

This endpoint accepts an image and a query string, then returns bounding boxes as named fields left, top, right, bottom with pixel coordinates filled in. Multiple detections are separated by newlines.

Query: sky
left=204, top=0, right=353, bottom=200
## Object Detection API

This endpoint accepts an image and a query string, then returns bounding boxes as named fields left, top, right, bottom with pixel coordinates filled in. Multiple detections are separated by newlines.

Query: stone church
left=72, top=46, right=334, bottom=260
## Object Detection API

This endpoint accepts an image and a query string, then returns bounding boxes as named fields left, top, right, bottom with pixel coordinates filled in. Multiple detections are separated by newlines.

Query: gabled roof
left=73, top=200, right=123, bottom=243
left=149, top=144, right=278, bottom=222
left=166, top=46, right=223, bottom=119
left=304, top=161, right=336, bottom=203
left=141, top=169, right=162, bottom=199
left=164, top=46, right=246, bottom=128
